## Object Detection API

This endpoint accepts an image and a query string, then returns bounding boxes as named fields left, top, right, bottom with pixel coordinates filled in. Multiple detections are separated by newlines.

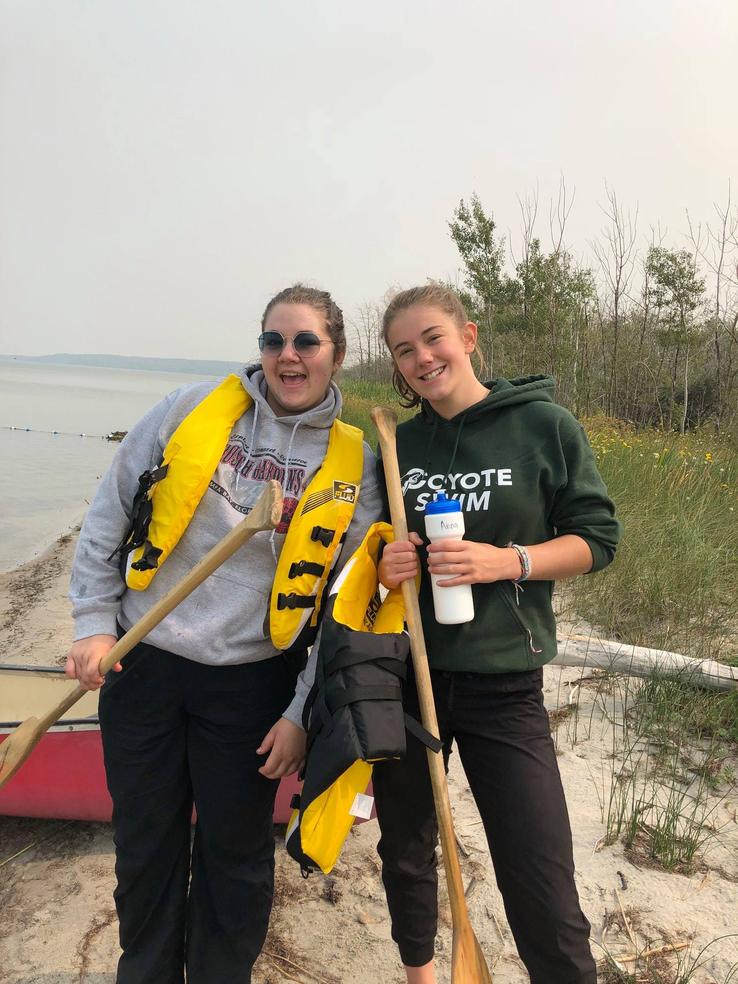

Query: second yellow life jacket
left=110, top=374, right=364, bottom=652
left=285, top=522, right=441, bottom=875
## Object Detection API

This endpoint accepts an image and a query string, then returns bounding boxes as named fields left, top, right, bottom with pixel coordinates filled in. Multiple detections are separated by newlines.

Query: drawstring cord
left=420, top=410, right=469, bottom=494
left=269, top=418, right=302, bottom=563
left=444, top=410, right=469, bottom=485
left=234, top=400, right=260, bottom=497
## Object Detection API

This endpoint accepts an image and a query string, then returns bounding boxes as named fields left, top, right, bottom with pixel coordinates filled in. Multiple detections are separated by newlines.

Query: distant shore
left=0, top=352, right=245, bottom=376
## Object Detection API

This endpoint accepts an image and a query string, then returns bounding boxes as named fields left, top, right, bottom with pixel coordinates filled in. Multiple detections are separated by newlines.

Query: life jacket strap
left=404, top=713, right=444, bottom=753
left=323, top=646, right=408, bottom=677
left=277, top=593, right=317, bottom=611
left=107, top=464, right=169, bottom=574
left=326, top=684, right=401, bottom=712
left=288, top=560, right=325, bottom=579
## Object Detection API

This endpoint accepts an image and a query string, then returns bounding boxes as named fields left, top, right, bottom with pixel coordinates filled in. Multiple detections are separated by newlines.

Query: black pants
left=372, top=667, right=597, bottom=984
left=98, top=642, right=294, bottom=984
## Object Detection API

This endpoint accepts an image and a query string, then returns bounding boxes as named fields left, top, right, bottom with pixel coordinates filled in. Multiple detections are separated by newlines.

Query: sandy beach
left=1, top=532, right=737, bottom=984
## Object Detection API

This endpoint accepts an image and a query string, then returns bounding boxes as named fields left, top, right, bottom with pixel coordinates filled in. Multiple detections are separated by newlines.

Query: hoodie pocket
left=495, top=581, right=543, bottom=666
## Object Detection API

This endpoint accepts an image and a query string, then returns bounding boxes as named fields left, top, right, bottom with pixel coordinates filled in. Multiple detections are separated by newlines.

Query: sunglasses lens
left=258, top=331, right=328, bottom=357
left=293, top=332, right=322, bottom=355
left=258, top=331, right=284, bottom=353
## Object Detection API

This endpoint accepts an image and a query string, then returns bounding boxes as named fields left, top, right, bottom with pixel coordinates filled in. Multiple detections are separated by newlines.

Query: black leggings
left=372, top=667, right=597, bottom=984
left=98, top=642, right=295, bottom=984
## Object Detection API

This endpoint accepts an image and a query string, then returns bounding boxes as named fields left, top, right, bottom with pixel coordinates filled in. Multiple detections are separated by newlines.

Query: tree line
left=348, top=184, right=738, bottom=434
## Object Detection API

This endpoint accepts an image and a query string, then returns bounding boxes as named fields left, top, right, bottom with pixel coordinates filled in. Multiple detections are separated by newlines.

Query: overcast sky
left=0, top=0, right=735, bottom=360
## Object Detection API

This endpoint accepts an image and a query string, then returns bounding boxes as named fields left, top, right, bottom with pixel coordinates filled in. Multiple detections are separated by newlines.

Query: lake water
left=0, top=360, right=227, bottom=571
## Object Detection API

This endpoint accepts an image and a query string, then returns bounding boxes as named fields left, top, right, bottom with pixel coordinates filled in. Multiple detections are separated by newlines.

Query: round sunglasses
left=257, top=330, right=333, bottom=358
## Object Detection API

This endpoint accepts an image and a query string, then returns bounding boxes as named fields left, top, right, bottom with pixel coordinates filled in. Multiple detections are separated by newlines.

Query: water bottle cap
left=424, top=492, right=462, bottom=515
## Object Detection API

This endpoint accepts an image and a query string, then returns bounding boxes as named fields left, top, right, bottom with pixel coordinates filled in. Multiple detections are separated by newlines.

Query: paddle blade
left=0, top=717, right=45, bottom=789
left=451, top=923, right=494, bottom=983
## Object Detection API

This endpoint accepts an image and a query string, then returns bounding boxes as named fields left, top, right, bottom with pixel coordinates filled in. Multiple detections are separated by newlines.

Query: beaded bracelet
left=508, top=542, right=532, bottom=582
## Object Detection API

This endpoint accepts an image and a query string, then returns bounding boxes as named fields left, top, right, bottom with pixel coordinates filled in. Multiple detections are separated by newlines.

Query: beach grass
left=572, top=417, right=737, bottom=667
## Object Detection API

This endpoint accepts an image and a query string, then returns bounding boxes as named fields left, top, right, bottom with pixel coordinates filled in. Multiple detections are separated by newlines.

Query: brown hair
left=382, top=283, right=483, bottom=408
left=261, top=284, right=346, bottom=362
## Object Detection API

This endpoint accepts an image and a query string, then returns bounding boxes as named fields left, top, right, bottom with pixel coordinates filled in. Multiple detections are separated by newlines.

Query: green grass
left=339, top=379, right=415, bottom=446
left=571, top=418, right=738, bottom=666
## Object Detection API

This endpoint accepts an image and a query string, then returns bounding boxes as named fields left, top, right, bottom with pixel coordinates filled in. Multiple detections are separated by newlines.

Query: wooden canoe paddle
left=371, top=407, right=493, bottom=984
left=0, top=480, right=284, bottom=790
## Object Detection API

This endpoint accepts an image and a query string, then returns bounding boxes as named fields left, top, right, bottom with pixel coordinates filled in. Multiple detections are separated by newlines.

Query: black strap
left=277, top=593, right=317, bottom=611
left=288, top=560, right=325, bottom=579
left=324, top=646, right=408, bottom=676
left=107, top=464, right=169, bottom=573
left=326, top=684, right=401, bottom=713
left=404, top=713, right=443, bottom=753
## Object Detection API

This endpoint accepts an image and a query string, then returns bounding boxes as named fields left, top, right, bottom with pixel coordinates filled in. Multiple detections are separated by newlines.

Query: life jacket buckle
left=310, top=526, right=335, bottom=547
left=289, top=560, right=325, bottom=579
left=277, top=593, right=317, bottom=611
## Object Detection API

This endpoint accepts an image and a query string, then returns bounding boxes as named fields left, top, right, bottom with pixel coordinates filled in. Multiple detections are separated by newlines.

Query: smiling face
left=386, top=303, right=486, bottom=418
left=260, top=302, right=343, bottom=416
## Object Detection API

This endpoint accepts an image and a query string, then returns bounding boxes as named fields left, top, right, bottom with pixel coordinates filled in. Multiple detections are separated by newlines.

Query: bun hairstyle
left=382, top=283, right=479, bottom=408
left=261, top=284, right=346, bottom=362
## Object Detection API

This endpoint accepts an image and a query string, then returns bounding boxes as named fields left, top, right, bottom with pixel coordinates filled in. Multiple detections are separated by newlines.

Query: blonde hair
left=382, top=283, right=485, bottom=408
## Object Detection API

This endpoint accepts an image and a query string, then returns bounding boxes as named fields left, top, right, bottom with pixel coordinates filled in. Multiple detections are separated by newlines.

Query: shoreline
left=0, top=512, right=85, bottom=578
left=0, top=528, right=79, bottom=667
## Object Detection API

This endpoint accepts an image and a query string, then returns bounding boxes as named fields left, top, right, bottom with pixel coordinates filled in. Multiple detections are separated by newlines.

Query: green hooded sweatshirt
left=390, top=375, right=621, bottom=674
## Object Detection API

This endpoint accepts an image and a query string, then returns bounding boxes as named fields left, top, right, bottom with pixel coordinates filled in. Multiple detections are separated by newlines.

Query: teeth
left=420, top=366, right=445, bottom=381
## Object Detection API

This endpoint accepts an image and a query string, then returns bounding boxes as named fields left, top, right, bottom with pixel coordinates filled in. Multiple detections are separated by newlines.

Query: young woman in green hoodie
left=374, top=283, right=621, bottom=984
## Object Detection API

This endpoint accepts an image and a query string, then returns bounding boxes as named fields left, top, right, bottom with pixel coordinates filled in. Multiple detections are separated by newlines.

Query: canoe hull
left=0, top=665, right=300, bottom=823
left=0, top=725, right=302, bottom=824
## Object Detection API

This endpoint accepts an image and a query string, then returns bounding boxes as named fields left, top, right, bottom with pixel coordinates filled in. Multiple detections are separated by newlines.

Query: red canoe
left=0, top=664, right=301, bottom=823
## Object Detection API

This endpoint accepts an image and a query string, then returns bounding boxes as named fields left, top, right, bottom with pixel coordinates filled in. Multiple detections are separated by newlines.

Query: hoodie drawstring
left=269, top=417, right=302, bottom=563
left=234, top=400, right=260, bottom=497
left=420, top=410, right=469, bottom=495
left=445, top=410, right=469, bottom=484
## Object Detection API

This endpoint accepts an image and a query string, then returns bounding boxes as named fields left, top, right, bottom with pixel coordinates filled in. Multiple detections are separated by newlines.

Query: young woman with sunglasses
left=373, top=284, right=621, bottom=984
left=65, top=284, right=382, bottom=984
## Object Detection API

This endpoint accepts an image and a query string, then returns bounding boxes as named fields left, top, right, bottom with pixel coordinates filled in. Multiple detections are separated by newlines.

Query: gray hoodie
left=69, top=366, right=383, bottom=725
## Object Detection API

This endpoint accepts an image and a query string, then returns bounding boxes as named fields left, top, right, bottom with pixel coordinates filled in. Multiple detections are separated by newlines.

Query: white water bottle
left=423, top=493, right=475, bottom=625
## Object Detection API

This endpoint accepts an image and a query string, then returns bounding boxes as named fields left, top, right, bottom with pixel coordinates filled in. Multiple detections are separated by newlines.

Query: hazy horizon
left=1, top=1, right=735, bottom=361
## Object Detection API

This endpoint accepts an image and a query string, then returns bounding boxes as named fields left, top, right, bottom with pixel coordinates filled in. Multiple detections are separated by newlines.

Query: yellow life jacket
left=285, top=522, right=440, bottom=875
left=114, top=373, right=364, bottom=652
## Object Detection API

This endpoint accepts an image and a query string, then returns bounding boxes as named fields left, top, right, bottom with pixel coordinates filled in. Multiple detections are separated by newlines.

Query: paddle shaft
left=371, top=410, right=469, bottom=924
left=37, top=479, right=284, bottom=734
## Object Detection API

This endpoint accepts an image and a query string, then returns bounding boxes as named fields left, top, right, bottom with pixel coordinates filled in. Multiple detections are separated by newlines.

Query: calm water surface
left=0, top=360, right=226, bottom=571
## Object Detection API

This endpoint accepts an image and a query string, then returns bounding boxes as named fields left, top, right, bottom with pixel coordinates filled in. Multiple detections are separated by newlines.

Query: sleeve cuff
left=580, top=537, right=615, bottom=573
left=73, top=611, right=120, bottom=641
left=282, top=695, right=306, bottom=730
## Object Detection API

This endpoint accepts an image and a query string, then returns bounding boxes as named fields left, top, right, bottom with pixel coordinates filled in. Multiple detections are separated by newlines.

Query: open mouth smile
left=279, top=371, right=307, bottom=386
left=419, top=366, right=446, bottom=382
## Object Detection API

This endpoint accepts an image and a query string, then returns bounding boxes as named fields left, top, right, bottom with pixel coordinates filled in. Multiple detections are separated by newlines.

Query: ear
left=332, top=348, right=346, bottom=372
left=461, top=321, right=478, bottom=353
